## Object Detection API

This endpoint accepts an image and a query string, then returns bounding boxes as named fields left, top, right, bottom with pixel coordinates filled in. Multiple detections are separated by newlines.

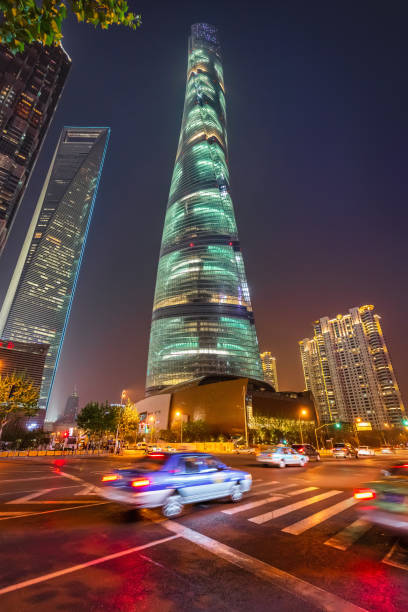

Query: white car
left=256, top=446, right=308, bottom=468
left=235, top=445, right=255, bottom=454
left=357, top=446, right=375, bottom=457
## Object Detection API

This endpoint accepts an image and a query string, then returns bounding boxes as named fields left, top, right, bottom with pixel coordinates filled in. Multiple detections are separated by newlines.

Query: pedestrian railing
left=0, top=449, right=110, bottom=458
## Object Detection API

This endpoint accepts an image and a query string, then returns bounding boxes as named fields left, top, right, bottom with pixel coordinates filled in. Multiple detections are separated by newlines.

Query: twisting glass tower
left=146, top=23, right=263, bottom=393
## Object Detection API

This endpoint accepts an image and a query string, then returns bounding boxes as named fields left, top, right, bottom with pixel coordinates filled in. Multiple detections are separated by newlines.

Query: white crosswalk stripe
left=252, top=481, right=279, bottom=490
left=223, top=483, right=307, bottom=515
left=249, top=490, right=342, bottom=525
left=283, top=497, right=358, bottom=535
left=324, top=519, right=372, bottom=550
left=6, top=488, right=54, bottom=504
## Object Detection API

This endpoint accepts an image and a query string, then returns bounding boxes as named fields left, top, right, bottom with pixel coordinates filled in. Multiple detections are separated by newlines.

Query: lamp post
left=149, top=415, right=155, bottom=443
left=114, top=389, right=126, bottom=454
left=299, top=408, right=308, bottom=445
left=175, top=411, right=183, bottom=444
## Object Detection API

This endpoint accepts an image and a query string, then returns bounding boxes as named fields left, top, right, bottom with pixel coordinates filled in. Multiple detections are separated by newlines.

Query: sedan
left=100, top=452, right=252, bottom=517
left=256, top=446, right=308, bottom=468
left=292, top=443, right=321, bottom=462
left=357, top=446, right=375, bottom=457
left=354, top=462, right=408, bottom=539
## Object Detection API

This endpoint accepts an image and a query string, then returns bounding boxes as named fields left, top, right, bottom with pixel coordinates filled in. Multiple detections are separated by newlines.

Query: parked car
left=100, top=452, right=252, bottom=517
left=333, top=443, right=358, bottom=459
left=256, top=445, right=308, bottom=468
left=292, top=443, right=320, bottom=462
left=235, top=445, right=255, bottom=454
left=357, top=446, right=375, bottom=457
left=380, top=447, right=394, bottom=455
left=354, top=462, right=408, bottom=540
left=136, top=442, right=147, bottom=450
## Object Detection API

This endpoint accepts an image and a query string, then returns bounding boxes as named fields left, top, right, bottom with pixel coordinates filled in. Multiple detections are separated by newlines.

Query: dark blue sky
left=0, top=0, right=407, bottom=419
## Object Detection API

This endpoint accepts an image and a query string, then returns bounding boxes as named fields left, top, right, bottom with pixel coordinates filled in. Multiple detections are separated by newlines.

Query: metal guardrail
left=0, top=449, right=110, bottom=458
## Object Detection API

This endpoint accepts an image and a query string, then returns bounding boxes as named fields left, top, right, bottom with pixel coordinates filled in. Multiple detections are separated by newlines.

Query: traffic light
left=334, top=422, right=341, bottom=429
left=402, top=419, right=408, bottom=427
left=63, top=431, right=69, bottom=438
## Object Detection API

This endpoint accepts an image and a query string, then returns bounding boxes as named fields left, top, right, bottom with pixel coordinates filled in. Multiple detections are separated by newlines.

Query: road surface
left=0, top=452, right=407, bottom=611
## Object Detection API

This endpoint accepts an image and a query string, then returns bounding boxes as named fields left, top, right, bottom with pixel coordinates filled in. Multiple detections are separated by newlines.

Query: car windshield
left=265, top=446, right=281, bottom=453
left=131, top=454, right=168, bottom=472
left=334, top=444, right=345, bottom=448
left=292, top=445, right=304, bottom=450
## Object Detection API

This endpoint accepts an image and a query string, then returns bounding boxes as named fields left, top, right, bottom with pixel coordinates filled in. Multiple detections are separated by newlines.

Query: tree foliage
left=0, top=1, right=141, bottom=53
left=0, top=372, right=39, bottom=439
left=112, top=400, right=139, bottom=442
left=76, top=401, right=114, bottom=437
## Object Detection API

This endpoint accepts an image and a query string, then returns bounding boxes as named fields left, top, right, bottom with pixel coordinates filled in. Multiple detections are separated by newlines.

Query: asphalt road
left=0, top=452, right=408, bottom=611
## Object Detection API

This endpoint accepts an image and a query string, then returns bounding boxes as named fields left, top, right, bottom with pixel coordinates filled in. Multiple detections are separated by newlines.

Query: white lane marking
left=58, top=471, right=84, bottom=483
left=0, top=501, right=109, bottom=521
left=223, top=487, right=319, bottom=516
left=0, top=512, right=32, bottom=516
left=250, top=490, right=342, bottom=525
left=0, top=534, right=179, bottom=595
left=324, top=519, right=371, bottom=550
left=0, top=484, right=83, bottom=498
left=163, top=520, right=367, bottom=612
left=223, top=495, right=284, bottom=515
left=252, top=481, right=279, bottom=490
left=5, top=500, right=103, bottom=505
left=74, top=485, right=99, bottom=496
left=0, top=476, right=61, bottom=483
left=283, top=497, right=358, bottom=535
left=6, top=488, right=54, bottom=504
left=382, top=541, right=408, bottom=572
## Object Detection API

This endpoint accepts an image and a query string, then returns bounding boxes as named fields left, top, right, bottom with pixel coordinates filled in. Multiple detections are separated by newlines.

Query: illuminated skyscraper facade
left=260, top=352, right=279, bottom=391
left=0, top=127, right=110, bottom=413
left=0, top=43, right=70, bottom=254
left=299, top=305, right=406, bottom=429
left=146, top=23, right=263, bottom=393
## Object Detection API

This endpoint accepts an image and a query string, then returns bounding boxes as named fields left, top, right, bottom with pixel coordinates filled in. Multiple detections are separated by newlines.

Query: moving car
left=357, top=446, right=375, bottom=457
left=292, top=443, right=320, bottom=462
left=256, top=446, right=308, bottom=468
left=380, top=446, right=394, bottom=455
left=100, top=452, right=252, bottom=517
left=333, top=443, right=358, bottom=459
left=354, top=462, right=408, bottom=538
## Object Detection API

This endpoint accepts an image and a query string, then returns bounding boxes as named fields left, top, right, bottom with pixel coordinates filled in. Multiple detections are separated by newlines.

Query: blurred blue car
left=100, top=452, right=252, bottom=517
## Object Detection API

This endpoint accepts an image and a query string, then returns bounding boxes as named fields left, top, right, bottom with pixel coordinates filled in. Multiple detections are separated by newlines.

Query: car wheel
left=230, top=483, right=243, bottom=503
left=279, top=460, right=286, bottom=468
left=299, top=458, right=305, bottom=467
left=316, top=454, right=321, bottom=462
left=162, top=493, right=183, bottom=518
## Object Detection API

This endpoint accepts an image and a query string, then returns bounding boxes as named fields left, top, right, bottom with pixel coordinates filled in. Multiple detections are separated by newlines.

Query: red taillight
left=298, top=448, right=304, bottom=453
left=268, top=453, right=273, bottom=457
left=102, top=474, right=119, bottom=482
left=131, top=478, right=150, bottom=488
left=354, top=489, right=376, bottom=500
left=149, top=453, right=165, bottom=458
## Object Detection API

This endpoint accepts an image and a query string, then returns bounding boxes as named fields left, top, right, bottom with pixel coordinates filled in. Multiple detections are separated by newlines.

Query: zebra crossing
left=222, top=479, right=405, bottom=560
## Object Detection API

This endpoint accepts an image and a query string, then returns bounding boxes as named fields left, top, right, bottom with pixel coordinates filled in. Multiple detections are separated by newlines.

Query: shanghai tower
left=146, top=23, right=263, bottom=393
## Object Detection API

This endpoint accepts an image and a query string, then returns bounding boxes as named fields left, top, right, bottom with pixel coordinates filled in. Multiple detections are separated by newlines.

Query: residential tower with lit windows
left=260, top=352, right=279, bottom=391
left=0, top=127, right=110, bottom=416
left=0, top=43, right=71, bottom=254
left=299, top=305, right=406, bottom=429
left=146, top=23, right=263, bottom=393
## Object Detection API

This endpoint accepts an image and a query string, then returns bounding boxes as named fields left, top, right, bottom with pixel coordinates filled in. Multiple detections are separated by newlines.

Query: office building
left=0, top=127, right=110, bottom=414
left=0, top=337, right=48, bottom=389
left=0, top=42, right=71, bottom=253
left=299, top=305, right=406, bottom=428
left=260, top=351, right=279, bottom=391
left=146, top=23, right=263, bottom=393
left=61, top=387, right=79, bottom=423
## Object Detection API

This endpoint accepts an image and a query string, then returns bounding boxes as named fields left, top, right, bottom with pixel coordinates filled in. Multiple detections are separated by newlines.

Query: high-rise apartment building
left=0, top=127, right=110, bottom=414
left=260, top=352, right=279, bottom=391
left=146, top=23, right=263, bottom=393
left=0, top=43, right=71, bottom=253
left=299, top=305, right=405, bottom=428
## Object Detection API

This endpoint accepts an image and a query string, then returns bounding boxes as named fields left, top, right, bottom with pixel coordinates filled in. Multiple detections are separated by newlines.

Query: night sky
left=0, top=1, right=407, bottom=420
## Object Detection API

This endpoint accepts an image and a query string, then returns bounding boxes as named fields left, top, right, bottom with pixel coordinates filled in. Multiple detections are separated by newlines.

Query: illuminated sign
left=356, top=421, right=372, bottom=431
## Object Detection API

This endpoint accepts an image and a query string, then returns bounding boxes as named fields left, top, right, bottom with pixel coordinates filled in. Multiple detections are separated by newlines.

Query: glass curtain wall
left=146, top=23, right=263, bottom=392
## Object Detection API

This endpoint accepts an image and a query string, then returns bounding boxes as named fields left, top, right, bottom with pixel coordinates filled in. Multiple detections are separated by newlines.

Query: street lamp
left=149, top=415, right=155, bottom=443
left=299, top=408, right=308, bottom=445
left=115, top=389, right=127, bottom=454
left=175, top=411, right=183, bottom=444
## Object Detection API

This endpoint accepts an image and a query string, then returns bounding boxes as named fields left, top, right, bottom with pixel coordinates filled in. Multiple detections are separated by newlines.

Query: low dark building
left=0, top=338, right=48, bottom=388
left=135, top=375, right=318, bottom=435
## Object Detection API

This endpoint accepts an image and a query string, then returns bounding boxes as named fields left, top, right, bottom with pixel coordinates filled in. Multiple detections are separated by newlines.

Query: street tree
left=0, top=372, right=39, bottom=440
left=76, top=401, right=114, bottom=441
left=0, top=1, right=141, bottom=54
left=113, top=400, right=139, bottom=443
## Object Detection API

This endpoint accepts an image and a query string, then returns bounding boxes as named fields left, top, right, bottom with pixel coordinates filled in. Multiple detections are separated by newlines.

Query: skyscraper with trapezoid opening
left=0, top=126, right=110, bottom=417
left=146, top=23, right=263, bottom=393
